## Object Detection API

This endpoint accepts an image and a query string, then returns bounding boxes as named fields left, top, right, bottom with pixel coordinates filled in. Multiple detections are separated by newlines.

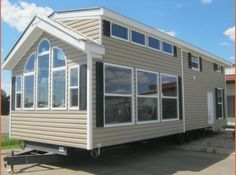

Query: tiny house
left=2, top=8, right=230, bottom=155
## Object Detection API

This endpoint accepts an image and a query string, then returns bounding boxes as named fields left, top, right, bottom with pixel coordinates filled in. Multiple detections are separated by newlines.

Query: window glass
left=24, top=53, right=35, bottom=73
left=227, top=96, right=234, bottom=118
left=24, top=76, right=34, bottom=108
left=52, top=71, right=66, bottom=108
left=105, top=65, right=132, bottom=95
left=16, top=94, right=21, bottom=108
left=131, top=31, right=145, bottom=45
left=53, top=48, right=65, bottom=68
left=70, top=68, right=78, bottom=87
left=138, top=98, right=157, bottom=121
left=105, top=96, right=132, bottom=124
left=137, top=71, right=157, bottom=95
left=70, top=89, right=78, bottom=107
left=162, top=75, right=177, bottom=97
left=112, top=23, right=128, bottom=40
left=162, top=98, right=178, bottom=119
left=162, top=42, right=173, bottom=54
left=217, top=89, right=223, bottom=102
left=37, top=55, right=49, bottom=108
left=148, top=37, right=160, bottom=50
left=38, top=40, right=50, bottom=53
left=16, top=77, right=22, bottom=92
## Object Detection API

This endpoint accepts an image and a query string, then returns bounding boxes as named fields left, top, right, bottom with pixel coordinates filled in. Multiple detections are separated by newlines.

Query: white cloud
left=176, top=4, right=184, bottom=8
left=1, top=83, right=10, bottom=95
left=220, top=42, right=229, bottom=46
left=229, top=56, right=234, bottom=60
left=201, top=0, right=213, bottom=5
left=2, top=0, right=53, bottom=32
left=224, top=26, right=235, bottom=41
left=158, top=28, right=176, bottom=37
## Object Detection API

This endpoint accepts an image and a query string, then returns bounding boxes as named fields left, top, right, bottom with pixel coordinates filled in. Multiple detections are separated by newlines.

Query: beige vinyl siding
left=92, top=36, right=183, bottom=148
left=182, top=50, right=227, bottom=131
left=12, top=32, right=87, bottom=149
left=62, top=19, right=100, bottom=43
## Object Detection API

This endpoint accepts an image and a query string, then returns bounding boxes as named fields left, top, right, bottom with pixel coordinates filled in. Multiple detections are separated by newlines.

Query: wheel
left=185, top=131, right=193, bottom=142
left=90, top=148, right=100, bottom=159
left=175, top=133, right=185, bottom=145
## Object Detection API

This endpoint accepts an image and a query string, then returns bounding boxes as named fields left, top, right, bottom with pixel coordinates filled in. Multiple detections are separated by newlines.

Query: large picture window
left=23, top=52, right=35, bottom=109
left=37, top=39, right=50, bottom=109
left=161, top=74, right=178, bottom=120
left=15, top=76, right=22, bottom=109
left=69, top=66, right=79, bottom=108
left=51, top=48, right=66, bottom=109
left=137, top=69, right=159, bottom=122
left=104, top=64, right=133, bottom=126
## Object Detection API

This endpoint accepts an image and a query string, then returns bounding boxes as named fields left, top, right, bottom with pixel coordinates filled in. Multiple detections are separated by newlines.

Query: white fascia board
left=50, top=8, right=103, bottom=21
left=102, top=8, right=231, bottom=66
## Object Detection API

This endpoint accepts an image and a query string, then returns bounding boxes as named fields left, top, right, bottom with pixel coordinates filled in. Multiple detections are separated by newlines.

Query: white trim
left=51, top=47, right=67, bottom=110
left=37, top=38, right=51, bottom=56
left=36, top=39, right=51, bottom=110
left=87, top=53, right=93, bottom=150
left=162, top=41, right=174, bottom=56
left=160, top=73, right=179, bottom=121
left=216, top=64, right=222, bottom=73
left=180, top=48, right=186, bottom=132
left=68, top=65, right=80, bottom=110
left=136, top=68, right=160, bottom=124
left=23, top=52, right=36, bottom=110
left=103, top=63, right=134, bottom=127
left=110, top=22, right=129, bottom=42
left=15, top=75, right=22, bottom=110
left=9, top=76, right=12, bottom=137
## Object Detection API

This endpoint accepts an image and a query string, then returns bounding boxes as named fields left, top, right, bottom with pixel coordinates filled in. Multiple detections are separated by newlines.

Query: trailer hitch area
left=3, top=149, right=65, bottom=173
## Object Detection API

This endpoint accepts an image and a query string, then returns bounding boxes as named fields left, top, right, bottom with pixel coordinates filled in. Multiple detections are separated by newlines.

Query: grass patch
left=1, top=135, right=21, bottom=150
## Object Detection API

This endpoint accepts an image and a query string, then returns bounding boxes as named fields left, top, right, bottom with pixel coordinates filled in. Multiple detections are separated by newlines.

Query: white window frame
left=23, top=52, right=36, bottom=110
left=69, top=65, right=80, bottom=110
left=191, top=56, right=200, bottom=71
left=51, top=47, right=67, bottom=110
left=15, top=75, right=22, bottom=110
left=160, top=73, right=179, bottom=122
left=36, top=38, right=51, bottom=110
left=136, top=69, right=160, bottom=124
left=110, top=22, right=129, bottom=42
left=216, top=88, right=224, bottom=119
left=147, top=36, right=161, bottom=52
left=131, top=30, right=146, bottom=47
left=103, top=63, right=134, bottom=127
left=162, top=41, right=174, bottom=56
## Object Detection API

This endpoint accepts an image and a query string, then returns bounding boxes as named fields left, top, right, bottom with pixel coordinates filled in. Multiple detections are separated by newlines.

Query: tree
left=1, top=90, right=9, bottom=115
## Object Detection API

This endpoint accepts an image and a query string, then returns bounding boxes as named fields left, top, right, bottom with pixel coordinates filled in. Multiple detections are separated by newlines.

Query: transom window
left=104, top=63, right=133, bottom=126
left=137, top=69, right=159, bottom=122
left=148, top=37, right=160, bottom=51
left=111, top=23, right=128, bottom=41
left=162, top=42, right=173, bottom=55
left=161, top=74, right=178, bottom=120
left=191, top=56, right=200, bottom=71
left=131, top=30, right=145, bottom=45
left=38, top=39, right=50, bottom=54
left=15, top=76, right=22, bottom=109
left=24, top=52, right=36, bottom=109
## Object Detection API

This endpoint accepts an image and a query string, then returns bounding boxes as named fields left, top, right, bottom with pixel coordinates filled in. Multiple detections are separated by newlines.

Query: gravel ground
left=1, top=130, right=234, bottom=175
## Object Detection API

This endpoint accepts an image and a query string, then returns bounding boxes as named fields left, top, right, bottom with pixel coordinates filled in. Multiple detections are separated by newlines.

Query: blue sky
left=1, top=0, right=235, bottom=95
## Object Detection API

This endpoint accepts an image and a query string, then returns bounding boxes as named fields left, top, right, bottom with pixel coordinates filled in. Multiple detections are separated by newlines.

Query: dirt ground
left=1, top=130, right=234, bottom=175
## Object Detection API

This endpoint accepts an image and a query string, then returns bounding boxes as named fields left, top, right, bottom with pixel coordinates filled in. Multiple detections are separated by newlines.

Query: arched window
left=37, top=39, right=50, bottom=109
left=51, top=47, right=67, bottom=109
left=23, top=52, right=36, bottom=108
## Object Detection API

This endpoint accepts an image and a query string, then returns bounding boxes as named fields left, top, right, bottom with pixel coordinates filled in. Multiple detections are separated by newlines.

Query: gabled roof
left=50, top=7, right=231, bottom=66
left=3, top=15, right=105, bottom=70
